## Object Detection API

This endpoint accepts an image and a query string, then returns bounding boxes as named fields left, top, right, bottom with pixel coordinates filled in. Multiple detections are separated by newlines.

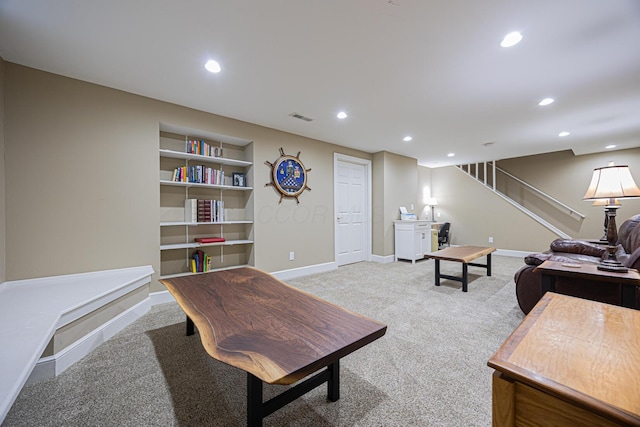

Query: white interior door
left=334, top=154, right=371, bottom=266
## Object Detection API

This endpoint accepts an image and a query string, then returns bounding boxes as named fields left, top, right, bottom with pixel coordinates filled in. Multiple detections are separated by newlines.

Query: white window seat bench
left=0, top=265, right=154, bottom=423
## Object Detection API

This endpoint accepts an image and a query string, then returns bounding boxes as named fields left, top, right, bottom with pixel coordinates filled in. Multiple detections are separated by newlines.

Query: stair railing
left=456, top=162, right=585, bottom=239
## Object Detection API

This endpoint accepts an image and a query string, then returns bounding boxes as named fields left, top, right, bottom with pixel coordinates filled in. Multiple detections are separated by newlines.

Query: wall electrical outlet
left=289, top=251, right=295, bottom=261
left=488, top=237, right=494, bottom=243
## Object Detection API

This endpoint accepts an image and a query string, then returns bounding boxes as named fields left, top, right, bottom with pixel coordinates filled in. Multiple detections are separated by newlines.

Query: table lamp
left=426, top=198, right=438, bottom=221
left=583, top=162, right=640, bottom=272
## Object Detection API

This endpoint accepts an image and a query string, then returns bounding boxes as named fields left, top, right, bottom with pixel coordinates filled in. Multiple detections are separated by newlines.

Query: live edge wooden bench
left=159, top=267, right=387, bottom=426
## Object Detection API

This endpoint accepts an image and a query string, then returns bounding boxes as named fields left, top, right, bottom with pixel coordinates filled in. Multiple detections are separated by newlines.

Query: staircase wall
left=428, top=147, right=640, bottom=253
left=497, top=148, right=640, bottom=238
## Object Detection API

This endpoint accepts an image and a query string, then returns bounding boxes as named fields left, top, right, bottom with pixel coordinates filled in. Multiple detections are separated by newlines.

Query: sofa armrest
left=524, top=251, right=602, bottom=266
left=549, top=238, right=607, bottom=258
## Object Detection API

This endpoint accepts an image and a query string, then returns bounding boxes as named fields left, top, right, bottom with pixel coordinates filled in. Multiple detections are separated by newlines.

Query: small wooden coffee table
left=425, top=245, right=496, bottom=292
left=160, top=267, right=387, bottom=426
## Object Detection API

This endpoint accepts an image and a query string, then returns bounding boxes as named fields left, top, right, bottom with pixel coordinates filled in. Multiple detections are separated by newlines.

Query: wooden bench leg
left=328, top=360, right=340, bottom=401
left=462, top=263, right=468, bottom=292
left=247, top=374, right=263, bottom=427
left=246, top=362, right=341, bottom=426
left=186, top=315, right=194, bottom=336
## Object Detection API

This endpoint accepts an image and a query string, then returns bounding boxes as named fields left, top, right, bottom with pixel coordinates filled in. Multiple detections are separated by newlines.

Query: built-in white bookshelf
left=159, top=123, right=254, bottom=278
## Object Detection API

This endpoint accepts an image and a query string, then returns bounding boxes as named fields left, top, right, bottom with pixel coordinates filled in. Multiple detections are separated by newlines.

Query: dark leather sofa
left=514, top=214, right=640, bottom=314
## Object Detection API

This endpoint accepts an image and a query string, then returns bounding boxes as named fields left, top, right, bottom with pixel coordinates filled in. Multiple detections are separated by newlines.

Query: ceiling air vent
left=289, top=112, right=313, bottom=122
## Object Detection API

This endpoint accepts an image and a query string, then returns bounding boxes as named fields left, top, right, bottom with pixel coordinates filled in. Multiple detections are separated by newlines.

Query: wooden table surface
left=160, top=267, right=387, bottom=385
left=488, top=292, right=640, bottom=425
left=535, top=260, right=640, bottom=284
left=426, top=245, right=495, bottom=263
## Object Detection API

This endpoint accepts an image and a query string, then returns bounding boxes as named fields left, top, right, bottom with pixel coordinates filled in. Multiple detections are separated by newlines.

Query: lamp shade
left=583, top=164, right=640, bottom=201
left=426, top=197, right=438, bottom=206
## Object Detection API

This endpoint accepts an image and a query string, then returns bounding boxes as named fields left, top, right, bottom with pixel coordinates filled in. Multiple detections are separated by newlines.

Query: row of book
left=190, top=250, right=212, bottom=273
left=172, top=165, right=224, bottom=185
left=185, top=199, right=225, bottom=223
left=187, top=139, right=223, bottom=158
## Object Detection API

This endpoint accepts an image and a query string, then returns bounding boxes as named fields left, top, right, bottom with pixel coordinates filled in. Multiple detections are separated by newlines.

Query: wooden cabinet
left=159, top=123, right=253, bottom=278
left=488, top=292, right=640, bottom=426
left=394, top=220, right=434, bottom=263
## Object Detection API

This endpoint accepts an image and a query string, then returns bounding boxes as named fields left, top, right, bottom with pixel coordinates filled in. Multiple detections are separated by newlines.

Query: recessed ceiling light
left=558, top=131, right=570, bottom=137
left=605, top=144, right=616, bottom=149
left=403, top=136, right=413, bottom=142
left=538, top=98, right=554, bottom=106
left=205, top=59, right=221, bottom=73
left=447, top=153, right=455, bottom=157
left=337, top=111, right=348, bottom=119
left=500, top=31, right=522, bottom=48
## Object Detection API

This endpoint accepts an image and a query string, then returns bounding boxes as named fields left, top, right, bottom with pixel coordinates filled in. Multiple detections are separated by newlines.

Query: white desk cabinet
left=394, top=220, right=435, bottom=263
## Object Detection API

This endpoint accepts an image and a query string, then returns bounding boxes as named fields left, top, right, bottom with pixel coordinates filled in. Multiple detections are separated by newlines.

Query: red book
left=195, top=237, right=226, bottom=243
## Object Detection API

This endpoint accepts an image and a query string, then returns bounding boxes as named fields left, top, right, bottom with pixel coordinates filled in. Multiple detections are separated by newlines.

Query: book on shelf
left=187, top=139, right=223, bottom=158
left=185, top=199, right=198, bottom=223
left=194, top=199, right=224, bottom=222
left=190, top=249, right=212, bottom=273
left=171, top=165, right=224, bottom=185
left=195, top=237, right=226, bottom=243
left=197, top=199, right=211, bottom=222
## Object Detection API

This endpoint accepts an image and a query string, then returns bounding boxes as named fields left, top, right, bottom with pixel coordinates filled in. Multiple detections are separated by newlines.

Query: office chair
left=438, top=222, right=450, bottom=248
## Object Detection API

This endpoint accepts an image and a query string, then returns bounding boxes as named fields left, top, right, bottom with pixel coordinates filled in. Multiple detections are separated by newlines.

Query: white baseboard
left=494, top=249, right=529, bottom=258
left=371, top=254, right=395, bottom=263
left=150, top=289, right=176, bottom=305
left=271, top=262, right=337, bottom=281
left=27, top=297, right=152, bottom=385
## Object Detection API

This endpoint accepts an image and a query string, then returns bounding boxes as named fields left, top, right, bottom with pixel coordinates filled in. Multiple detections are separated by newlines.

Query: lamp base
left=597, top=245, right=628, bottom=273
left=597, top=260, right=629, bottom=273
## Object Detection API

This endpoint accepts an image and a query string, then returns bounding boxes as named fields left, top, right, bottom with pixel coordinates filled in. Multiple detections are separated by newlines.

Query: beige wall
left=385, top=152, right=418, bottom=256
left=252, top=130, right=372, bottom=272
left=498, top=149, right=640, bottom=240
left=5, top=65, right=160, bottom=285
left=431, top=166, right=559, bottom=252
left=3, top=63, right=373, bottom=291
left=0, top=56, right=5, bottom=283
left=372, top=152, right=384, bottom=256
left=5, top=62, right=640, bottom=292
left=417, top=166, right=433, bottom=220
left=372, top=152, right=417, bottom=256
left=429, top=148, right=640, bottom=252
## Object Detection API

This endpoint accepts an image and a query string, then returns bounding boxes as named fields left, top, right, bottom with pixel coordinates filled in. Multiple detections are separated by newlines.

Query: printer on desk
left=399, top=206, right=417, bottom=221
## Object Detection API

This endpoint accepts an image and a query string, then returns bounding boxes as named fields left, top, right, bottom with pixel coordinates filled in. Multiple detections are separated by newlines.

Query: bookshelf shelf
left=161, top=220, right=253, bottom=227
left=160, top=149, right=252, bottom=167
left=159, top=123, right=254, bottom=277
left=160, top=180, right=253, bottom=191
left=160, top=240, right=254, bottom=251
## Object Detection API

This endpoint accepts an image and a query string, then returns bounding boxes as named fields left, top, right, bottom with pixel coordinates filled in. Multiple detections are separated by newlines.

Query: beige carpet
left=3, top=256, right=526, bottom=426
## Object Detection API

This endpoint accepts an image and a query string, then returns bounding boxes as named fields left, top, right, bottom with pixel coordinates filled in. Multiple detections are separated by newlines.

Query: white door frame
left=333, top=153, right=372, bottom=265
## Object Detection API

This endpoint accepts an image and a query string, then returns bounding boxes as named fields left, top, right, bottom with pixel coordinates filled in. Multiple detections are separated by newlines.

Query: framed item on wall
left=265, top=148, right=311, bottom=203
left=232, top=172, right=246, bottom=187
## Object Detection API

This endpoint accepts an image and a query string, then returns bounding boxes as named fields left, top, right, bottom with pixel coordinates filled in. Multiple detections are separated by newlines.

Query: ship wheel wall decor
left=265, top=148, right=312, bottom=203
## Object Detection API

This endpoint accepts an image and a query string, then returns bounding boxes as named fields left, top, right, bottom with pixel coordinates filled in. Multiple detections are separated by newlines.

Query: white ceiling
left=1, top=0, right=639, bottom=167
